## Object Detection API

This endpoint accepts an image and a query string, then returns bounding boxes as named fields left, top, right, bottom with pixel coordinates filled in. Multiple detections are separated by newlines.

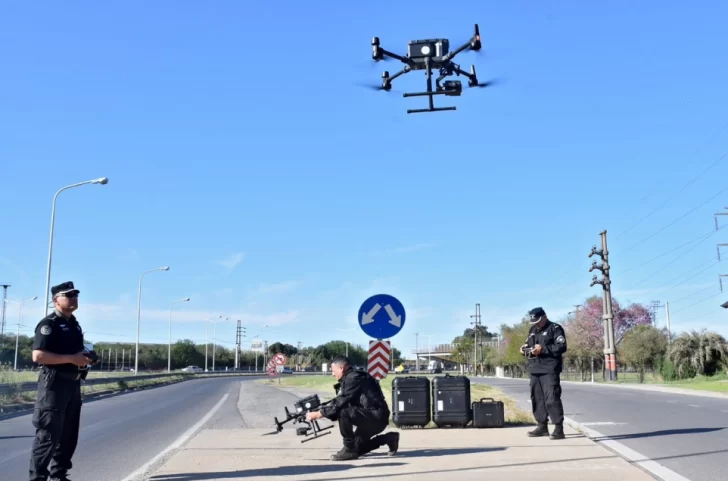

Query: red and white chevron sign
left=368, top=340, right=391, bottom=380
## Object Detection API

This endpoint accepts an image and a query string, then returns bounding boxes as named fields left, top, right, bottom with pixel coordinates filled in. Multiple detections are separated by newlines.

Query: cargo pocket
left=32, top=408, right=61, bottom=443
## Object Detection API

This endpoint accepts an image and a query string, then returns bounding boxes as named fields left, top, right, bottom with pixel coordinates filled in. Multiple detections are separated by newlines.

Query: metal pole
left=205, top=322, right=209, bottom=372
left=43, top=178, right=109, bottom=317
left=212, top=323, right=217, bottom=371
left=415, top=332, right=419, bottom=371
left=135, top=266, right=169, bottom=375
left=14, top=322, right=22, bottom=370
left=665, top=301, right=672, bottom=344
left=0, top=284, right=9, bottom=345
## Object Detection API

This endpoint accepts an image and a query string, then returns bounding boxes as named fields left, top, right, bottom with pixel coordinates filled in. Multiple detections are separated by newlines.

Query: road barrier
left=0, top=370, right=306, bottom=396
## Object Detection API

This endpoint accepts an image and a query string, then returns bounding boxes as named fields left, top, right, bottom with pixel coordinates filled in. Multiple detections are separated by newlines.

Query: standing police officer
left=29, top=281, right=97, bottom=481
left=520, top=307, right=567, bottom=440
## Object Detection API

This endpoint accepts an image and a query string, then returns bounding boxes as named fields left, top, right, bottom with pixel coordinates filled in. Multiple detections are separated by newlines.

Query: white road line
left=721, top=410, right=728, bottom=414
left=580, top=421, right=627, bottom=426
left=688, top=404, right=700, bottom=408
left=564, top=416, right=693, bottom=481
left=120, top=393, right=228, bottom=481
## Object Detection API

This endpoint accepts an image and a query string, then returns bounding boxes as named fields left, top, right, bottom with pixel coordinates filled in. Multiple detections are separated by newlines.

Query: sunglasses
left=61, top=292, right=79, bottom=299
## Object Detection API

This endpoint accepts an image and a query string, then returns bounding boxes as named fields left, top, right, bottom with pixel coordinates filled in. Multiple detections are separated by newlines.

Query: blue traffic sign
left=358, top=294, right=406, bottom=339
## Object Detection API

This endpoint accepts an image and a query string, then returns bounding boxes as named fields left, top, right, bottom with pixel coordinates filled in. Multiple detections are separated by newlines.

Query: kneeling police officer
left=305, top=356, right=399, bottom=460
left=29, top=281, right=98, bottom=481
left=520, top=306, right=567, bottom=440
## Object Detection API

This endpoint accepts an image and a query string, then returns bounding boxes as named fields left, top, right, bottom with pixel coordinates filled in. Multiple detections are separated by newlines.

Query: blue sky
left=2, top=1, right=728, bottom=357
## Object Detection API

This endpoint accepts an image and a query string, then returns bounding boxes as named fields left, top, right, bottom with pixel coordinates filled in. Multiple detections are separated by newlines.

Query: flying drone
left=370, top=24, right=493, bottom=114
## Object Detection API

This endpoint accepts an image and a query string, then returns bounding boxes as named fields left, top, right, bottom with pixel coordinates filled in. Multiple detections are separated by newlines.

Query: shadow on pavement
left=592, top=427, right=726, bottom=441
left=150, top=462, right=406, bottom=480
left=366, top=447, right=506, bottom=458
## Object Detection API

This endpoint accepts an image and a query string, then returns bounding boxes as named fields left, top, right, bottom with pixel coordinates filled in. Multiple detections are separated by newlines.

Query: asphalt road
left=473, top=377, right=728, bottom=481
left=0, top=376, right=256, bottom=481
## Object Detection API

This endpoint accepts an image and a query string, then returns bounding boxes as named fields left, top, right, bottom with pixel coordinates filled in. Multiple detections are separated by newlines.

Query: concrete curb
left=563, top=416, right=692, bottom=481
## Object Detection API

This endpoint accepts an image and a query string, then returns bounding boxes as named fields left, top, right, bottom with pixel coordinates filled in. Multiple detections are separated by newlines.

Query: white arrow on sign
left=384, top=304, right=401, bottom=328
left=361, top=303, right=382, bottom=325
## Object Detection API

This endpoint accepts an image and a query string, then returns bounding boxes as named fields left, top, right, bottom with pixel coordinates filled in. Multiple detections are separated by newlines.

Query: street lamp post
left=212, top=316, right=229, bottom=371
left=4, top=296, right=37, bottom=370
left=168, top=297, right=190, bottom=373
left=135, top=266, right=170, bottom=375
left=43, top=177, right=109, bottom=316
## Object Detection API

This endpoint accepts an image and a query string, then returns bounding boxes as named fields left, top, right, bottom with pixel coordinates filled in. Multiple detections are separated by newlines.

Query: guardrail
left=0, top=371, right=291, bottom=396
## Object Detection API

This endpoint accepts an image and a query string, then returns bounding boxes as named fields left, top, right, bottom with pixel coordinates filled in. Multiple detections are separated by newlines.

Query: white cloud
left=217, top=252, right=245, bottom=272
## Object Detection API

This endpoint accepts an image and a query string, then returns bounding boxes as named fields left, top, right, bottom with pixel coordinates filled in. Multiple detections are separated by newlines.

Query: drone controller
left=369, top=23, right=493, bottom=114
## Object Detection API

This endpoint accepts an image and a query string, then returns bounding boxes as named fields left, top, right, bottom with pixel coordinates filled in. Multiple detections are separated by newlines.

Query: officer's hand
left=70, top=352, right=92, bottom=366
left=532, top=344, right=543, bottom=356
left=519, top=344, right=528, bottom=354
left=306, top=411, right=322, bottom=422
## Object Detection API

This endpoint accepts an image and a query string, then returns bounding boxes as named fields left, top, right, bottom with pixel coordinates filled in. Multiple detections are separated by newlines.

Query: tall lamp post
left=211, top=316, right=229, bottom=371
left=5, top=296, right=37, bottom=370
left=44, top=177, right=109, bottom=316
left=135, top=266, right=170, bottom=374
left=168, top=297, right=190, bottom=372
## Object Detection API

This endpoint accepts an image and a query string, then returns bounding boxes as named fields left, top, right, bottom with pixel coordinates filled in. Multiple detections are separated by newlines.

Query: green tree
left=618, top=325, right=668, bottom=383
left=667, top=330, right=728, bottom=378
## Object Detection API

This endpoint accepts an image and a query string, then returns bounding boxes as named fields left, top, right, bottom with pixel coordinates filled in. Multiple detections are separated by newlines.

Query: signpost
left=358, top=294, right=405, bottom=381
left=267, top=352, right=288, bottom=384
left=367, top=340, right=391, bottom=380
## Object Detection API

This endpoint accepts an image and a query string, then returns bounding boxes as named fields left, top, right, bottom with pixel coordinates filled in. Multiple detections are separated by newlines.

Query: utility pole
left=415, top=332, right=419, bottom=371
left=297, top=341, right=302, bottom=370
left=589, top=230, right=617, bottom=381
left=470, top=303, right=481, bottom=375
left=1, top=284, right=10, bottom=347
left=665, top=301, right=672, bottom=344
left=650, top=300, right=661, bottom=326
left=235, top=320, right=245, bottom=370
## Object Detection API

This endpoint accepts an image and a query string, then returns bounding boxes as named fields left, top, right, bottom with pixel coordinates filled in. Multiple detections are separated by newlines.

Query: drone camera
left=441, top=80, right=462, bottom=96
left=407, top=38, right=449, bottom=60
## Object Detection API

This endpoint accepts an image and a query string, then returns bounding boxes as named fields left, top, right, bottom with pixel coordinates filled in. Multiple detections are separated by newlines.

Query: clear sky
left=2, top=1, right=728, bottom=357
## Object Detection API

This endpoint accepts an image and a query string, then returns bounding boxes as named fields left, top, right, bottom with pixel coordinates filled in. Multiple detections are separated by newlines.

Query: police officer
left=29, top=281, right=98, bottom=481
left=305, top=355, right=399, bottom=461
left=520, top=306, right=567, bottom=440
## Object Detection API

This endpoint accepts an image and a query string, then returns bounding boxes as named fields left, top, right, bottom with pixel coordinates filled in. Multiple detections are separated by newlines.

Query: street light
left=4, top=296, right=37, bottom=370
left=168, top=297, right=190, bottom=373
left=43, top=177, right=109, bottom=316
left=135, top=266, right=170, bottom=374
left=212, top=316, right=229, bottom=371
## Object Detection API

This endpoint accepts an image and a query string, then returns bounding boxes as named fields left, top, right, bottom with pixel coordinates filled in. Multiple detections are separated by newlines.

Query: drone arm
left=388, top=66, right=411, bottom=82
left=378, top=47, right=410, bottom=64
left=451, top=64, right=475, bottom=81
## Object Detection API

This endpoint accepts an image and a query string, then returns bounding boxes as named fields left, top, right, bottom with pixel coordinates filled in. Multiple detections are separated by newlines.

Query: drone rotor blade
left=354, top=81, right=398, bottom=93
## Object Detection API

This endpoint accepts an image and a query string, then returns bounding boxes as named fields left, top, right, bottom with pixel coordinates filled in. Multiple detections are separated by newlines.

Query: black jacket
left=320, top=368, right=389, bottom=419
left=524, top=320, right=567, bottom=374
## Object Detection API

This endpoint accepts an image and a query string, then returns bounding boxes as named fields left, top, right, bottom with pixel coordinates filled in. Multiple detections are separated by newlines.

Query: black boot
left=330, top=447, right=360, bottom=461
left=386, top=432, right=400, bottom=456
left=550, top=423, right=565, bottom=440
left=527, top=423, right=550, bottom=437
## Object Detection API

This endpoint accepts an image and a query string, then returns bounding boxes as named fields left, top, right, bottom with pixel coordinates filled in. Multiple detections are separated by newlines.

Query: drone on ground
left=369, top=24, right=494, bottom=114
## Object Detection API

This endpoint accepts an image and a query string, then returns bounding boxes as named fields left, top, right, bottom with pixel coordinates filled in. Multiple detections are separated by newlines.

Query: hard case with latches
left=472, top=397, right=505, bottom=428
left=392, top=376, right=431, bottom=428
left=432, top=374, right=472, bottom=428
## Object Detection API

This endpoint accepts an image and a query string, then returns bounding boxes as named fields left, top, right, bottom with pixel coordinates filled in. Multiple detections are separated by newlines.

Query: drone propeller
left=354, top=81, right=398, bottom=93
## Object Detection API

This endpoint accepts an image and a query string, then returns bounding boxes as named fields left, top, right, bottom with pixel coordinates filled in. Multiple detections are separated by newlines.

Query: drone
left=370, top=24, right=493, bottom=114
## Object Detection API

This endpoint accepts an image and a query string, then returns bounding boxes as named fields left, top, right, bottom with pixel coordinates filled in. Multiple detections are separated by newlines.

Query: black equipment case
left=472, top=397, right=505, bottom=428
left=392, top=376, right=431, bottom=428
left=432, top=374, right=472, bottom=428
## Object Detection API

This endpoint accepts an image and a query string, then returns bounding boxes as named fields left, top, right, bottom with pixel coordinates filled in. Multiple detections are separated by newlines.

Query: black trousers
left=337, top=406, right=389, bottom=454
left=29, top=371, right=82, bottom=481
left=529, top=372, right=564, bottom=425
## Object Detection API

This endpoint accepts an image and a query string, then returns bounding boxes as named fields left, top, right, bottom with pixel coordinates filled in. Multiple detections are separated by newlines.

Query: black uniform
left=524, top=313, right=567, bottom=433
left=320, top=368, right=397, bottom=458
left=29, top=308, right=86, bottom=481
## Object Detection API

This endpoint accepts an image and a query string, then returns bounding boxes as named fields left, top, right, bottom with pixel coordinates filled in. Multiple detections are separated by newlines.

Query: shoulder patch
left=40, top=325, right=52, bottom=335
left=556, top=335, right=565, bottom=344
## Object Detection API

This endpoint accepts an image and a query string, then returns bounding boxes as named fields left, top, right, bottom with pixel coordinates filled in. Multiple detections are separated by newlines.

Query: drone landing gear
left=403, top=57, right=457, bottom=114
left=298, top=420, right=334, bottom=444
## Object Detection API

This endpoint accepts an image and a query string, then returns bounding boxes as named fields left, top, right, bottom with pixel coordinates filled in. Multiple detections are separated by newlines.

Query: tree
left=619, top=325, right=668, bottom=383
left=563, top=295, right=653, bottom=372
left=667, top=330, right=728, bottom=378
left=172, top=340, right=203, bottom=369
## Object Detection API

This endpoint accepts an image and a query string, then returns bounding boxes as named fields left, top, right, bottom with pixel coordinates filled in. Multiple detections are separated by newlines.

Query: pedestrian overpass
left=411, top=341, right=501, bottom=364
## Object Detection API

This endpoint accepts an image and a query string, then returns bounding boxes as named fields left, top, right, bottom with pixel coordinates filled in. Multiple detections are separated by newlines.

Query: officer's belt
left=43, top=367, right=82, bottom=381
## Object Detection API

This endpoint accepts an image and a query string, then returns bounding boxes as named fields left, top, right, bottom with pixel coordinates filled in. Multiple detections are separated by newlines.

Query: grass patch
left=0, top=369, right=139, bottom=385
left=264, top=374, right=535, bottom=426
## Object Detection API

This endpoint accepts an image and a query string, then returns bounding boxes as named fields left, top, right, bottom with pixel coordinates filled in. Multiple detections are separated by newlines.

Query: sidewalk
left=144, top=422, right=656, bottom=481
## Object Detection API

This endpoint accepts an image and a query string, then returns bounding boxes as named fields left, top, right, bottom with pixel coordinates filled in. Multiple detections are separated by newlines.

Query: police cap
left=528, top=307, right=546, bottom=323
left=51, top=281, right=80, bottom=298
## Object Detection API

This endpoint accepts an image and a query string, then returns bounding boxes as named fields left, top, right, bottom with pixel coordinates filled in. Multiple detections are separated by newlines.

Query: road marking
left=688, top=404, right=700, bottom=408
left=119, top=393, right=228, bottom=481
left=564, top=416, right=693, bottom=481
left=721, top=410, right=728, bottom=414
